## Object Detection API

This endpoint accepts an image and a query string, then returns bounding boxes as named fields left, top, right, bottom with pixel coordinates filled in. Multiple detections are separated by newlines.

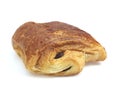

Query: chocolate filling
left=54, top=52, right=64, bottom=59
left=61, top=66, right=72, bottom=72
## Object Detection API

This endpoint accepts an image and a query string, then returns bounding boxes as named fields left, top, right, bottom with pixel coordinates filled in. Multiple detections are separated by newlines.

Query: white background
left=0, top=0, right=120, bottom=87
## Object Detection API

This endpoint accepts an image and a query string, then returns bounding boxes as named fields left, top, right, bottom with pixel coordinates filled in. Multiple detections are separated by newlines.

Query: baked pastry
left=12, top=21, right=106, bottom=76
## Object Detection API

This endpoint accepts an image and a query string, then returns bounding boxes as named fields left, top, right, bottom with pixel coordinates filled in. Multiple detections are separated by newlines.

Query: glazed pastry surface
left=12, top=21, right=106, bottom=76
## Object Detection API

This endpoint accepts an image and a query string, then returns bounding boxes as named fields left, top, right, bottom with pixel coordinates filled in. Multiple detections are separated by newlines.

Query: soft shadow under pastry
left=12, top=21, right=106, bottom=76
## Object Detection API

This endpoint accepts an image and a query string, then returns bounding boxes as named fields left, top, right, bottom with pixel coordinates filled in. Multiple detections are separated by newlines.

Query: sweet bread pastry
left=12, top=21, right=106, bottom=76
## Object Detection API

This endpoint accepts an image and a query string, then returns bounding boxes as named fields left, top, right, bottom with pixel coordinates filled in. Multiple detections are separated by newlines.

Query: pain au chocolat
left=12, top=21, right=106, bottom=76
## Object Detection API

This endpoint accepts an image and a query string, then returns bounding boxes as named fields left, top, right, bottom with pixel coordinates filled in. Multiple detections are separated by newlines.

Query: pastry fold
left=12, top=21, right=106, bottom=76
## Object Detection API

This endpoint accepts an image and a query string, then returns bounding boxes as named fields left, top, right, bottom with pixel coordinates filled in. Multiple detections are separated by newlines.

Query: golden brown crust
left=12, top=21, right=106, bottom=76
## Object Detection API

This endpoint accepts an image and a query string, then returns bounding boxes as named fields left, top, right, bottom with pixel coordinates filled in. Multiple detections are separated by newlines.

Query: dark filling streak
left=54, top=52, right=64, bottom=59
left=61, top=66, right=72, bottom=72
